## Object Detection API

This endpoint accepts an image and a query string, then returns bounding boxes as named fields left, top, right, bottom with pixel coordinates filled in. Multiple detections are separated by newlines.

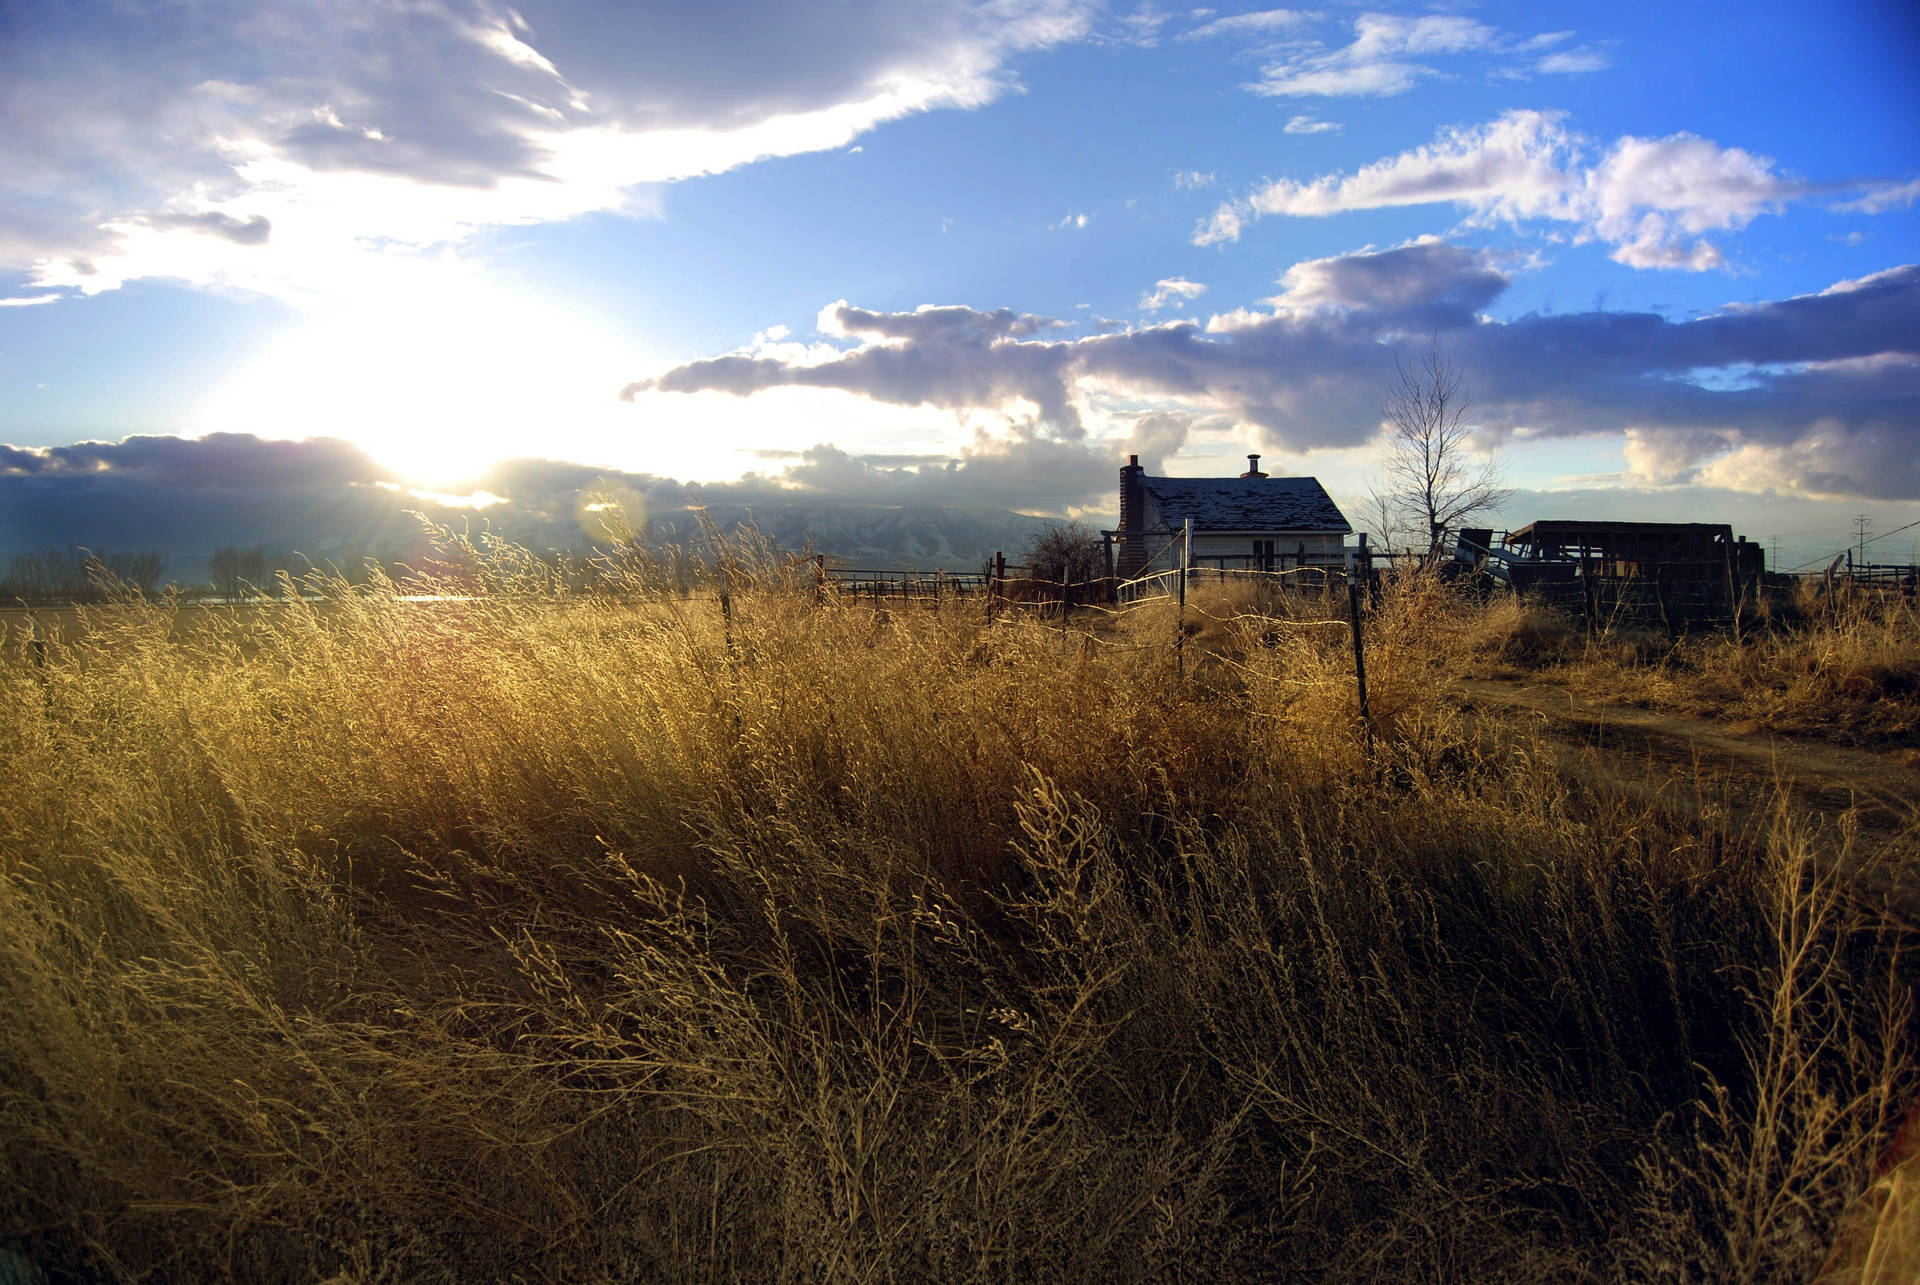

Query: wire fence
left=815, top=538, right=1380, bottom=754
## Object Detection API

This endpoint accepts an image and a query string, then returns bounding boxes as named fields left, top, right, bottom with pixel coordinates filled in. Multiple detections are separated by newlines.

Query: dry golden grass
left=1463, top=582, right=1920, bottom=749
left=1, top=538, right=1915, bottom=1281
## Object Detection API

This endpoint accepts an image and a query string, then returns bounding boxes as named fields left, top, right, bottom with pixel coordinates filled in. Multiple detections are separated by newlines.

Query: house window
left=1254, top=539, right=1275, bottom=573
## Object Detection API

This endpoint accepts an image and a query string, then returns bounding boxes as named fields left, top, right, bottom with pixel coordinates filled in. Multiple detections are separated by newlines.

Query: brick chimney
left=1241, top=453, right=1267, bottom=479
left=1118, top=454, right=1147, bottom=578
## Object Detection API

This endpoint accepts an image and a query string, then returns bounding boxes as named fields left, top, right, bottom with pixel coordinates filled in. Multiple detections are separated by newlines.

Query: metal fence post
left=1175, top=518, right=1192, bottom=679
left=1346, top=548, right=1374, bottom=764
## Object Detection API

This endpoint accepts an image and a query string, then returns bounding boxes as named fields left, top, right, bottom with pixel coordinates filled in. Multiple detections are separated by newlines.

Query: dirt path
left=1454, top=675, right=1920, bottom=906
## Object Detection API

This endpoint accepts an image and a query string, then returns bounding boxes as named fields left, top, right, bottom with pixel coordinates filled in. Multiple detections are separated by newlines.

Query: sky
left=3, top=0, right=1919, bottom=571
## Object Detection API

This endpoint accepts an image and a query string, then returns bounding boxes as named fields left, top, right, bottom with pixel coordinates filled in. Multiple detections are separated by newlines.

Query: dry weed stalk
left=0, top=533, right=1913, bottom=1280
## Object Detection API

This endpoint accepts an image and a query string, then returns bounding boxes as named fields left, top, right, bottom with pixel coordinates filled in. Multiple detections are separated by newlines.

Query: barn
left=1113, top=453, right=1352, bottom=579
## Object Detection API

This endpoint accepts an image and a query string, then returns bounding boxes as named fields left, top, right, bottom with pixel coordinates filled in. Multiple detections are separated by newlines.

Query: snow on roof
left=1140, top=475, right=1351, bottom=534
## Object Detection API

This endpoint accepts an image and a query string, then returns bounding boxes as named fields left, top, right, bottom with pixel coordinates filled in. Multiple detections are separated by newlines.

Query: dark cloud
left=10, top=431, right=1913, bottom=583
left=630, top=301, right=1085, bottom=433
left=832, top=301, right=1065, bottom=343
left=636, top=255, right=1920, bottom=499
left=708, top=434, right=1116, bottom=513
left=0, top=433, right=1089, bottom=581
left=1270, top=238, right=1511, bottom=326
left=0, top=435, right=687, bottom=579
left=150, top=211, right=272, bottom=245
left=0, top=434, right=391, bottom=489
left=856, top=453, right=959, bottom=467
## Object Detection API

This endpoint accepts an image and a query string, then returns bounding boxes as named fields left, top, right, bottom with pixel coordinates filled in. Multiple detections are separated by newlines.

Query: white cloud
left=1838, top=177, right=1920, bottom=214
left=1196, top=109, right=1801, bottom=270
left=1585, top=132, right=1795, bottom=268
left=1108, top=4, right=1175, bottom=47
left=0, top=294, right=62, bottom=307
left=1195, top=202, right=1246, bottom=247
left=1283, top=115, right=1341, bottom=135
left=1139, top=276, right=1208, bottom=311
left=1228, top=12, right=1616, bottom=101
left=1196, top=109, right=1580, bottom=245
left=1, top=0, right=1095, bottom=300
left=1181, top=9, right=1315, bottom=40
left=1173, top=169, right=1217, bottom=189
left=1052, top=211, right=1092, bottom=231
left=1250, top=12, right=1498, bottom=98
left=1537, top=48, right=1610, bottom=75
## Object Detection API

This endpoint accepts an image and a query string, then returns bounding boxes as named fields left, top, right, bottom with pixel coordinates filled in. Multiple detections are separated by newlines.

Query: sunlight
left=195, top=271, right=649, bottom=487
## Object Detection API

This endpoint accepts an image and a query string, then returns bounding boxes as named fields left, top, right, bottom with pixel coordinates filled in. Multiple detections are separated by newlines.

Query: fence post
left=1725, top=543, right=1743, bottom=643
left=1175, top=518, right=1192, bottom=679
left=718, top=561, right=736, bottom=663
left=1581, top=549, right=1596, bottom=633
left=1346, top=551, right=1374, bottom=764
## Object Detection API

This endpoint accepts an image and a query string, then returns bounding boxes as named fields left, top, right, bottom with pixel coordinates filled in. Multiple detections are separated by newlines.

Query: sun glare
left=195, top=275, right=648, bottom=488
left=197, top=269, right=1060, bottom=495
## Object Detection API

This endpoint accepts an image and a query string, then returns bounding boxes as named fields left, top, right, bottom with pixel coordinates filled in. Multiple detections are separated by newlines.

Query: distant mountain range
left=672, top=504, right=1072, bottom=572
left=3, top=500, right=1083, bottom=588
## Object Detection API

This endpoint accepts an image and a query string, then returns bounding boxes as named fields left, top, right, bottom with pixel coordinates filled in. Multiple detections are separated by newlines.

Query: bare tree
left=208, top=545, right=269, bottom=601
left=1359, top=485, right=1411, bottom=556
left=1380, top=339, right=1512, bottom=557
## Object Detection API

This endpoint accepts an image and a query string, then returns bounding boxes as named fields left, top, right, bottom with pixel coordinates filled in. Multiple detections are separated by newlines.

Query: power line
left=1785, top=515, right=1920, bottom=572
left=1859, top=515, right=1920, bottom=550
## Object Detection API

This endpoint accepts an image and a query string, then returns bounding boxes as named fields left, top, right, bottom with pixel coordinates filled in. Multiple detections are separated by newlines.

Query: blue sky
left=3, top=0, right=1918, bottom=568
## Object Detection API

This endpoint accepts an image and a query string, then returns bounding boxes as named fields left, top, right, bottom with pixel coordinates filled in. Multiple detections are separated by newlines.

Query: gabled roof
left=1140, top=475, right=1351, bottom=534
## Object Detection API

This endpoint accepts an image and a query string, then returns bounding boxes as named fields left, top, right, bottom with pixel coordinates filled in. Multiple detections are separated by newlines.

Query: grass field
left=3, top=536, right=1917, bottom=1281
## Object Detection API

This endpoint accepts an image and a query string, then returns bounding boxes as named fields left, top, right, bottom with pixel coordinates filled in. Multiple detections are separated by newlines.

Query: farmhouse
left=1114, top=453, right=1352, bottom=579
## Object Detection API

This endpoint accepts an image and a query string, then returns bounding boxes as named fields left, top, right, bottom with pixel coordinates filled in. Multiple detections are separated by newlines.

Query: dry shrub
left=1465, top=595, right=1579, bottom=669
left=1, top=540, right=1915, bottom=1281
left=1448, top=574, right=1920, bottom=747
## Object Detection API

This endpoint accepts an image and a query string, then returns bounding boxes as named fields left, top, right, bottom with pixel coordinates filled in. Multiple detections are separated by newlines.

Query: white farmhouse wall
left=1188, top=533, right=1345, bottom=563
left=1136, top=531, right=1345, bottom=573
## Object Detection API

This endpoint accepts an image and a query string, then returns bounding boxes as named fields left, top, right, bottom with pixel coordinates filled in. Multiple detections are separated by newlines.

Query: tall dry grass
left=1465, top=580, right=1920, bottom=748
left=1, top=537, right=1914, bottom=1281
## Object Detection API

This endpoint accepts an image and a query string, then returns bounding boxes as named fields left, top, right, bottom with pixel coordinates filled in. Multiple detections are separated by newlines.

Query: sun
left=195, top=273, right=646, bottom=488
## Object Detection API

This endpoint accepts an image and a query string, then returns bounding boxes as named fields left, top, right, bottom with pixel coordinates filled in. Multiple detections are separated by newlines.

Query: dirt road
left=1455, top=674, right=1920, bottom=907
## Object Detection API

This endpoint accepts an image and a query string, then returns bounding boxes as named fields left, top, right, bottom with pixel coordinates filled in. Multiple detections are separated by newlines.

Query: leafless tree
left=1380, top=338, right=1512, bottom=557
left=208, top=545, right=269, bottom=601
left=1, top=548, right=164, bottom=602
left=1359, top=485, right=1412, bottom=556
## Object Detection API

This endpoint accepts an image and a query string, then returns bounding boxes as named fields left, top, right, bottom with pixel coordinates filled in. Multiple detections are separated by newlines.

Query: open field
left=3, top=540, right=1918, bottom=1281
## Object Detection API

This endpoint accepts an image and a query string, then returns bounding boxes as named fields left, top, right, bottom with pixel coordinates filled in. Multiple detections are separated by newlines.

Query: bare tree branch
left=1360, top=485, right=1410, bottom=555
left=1379, top=337, right=1513, bottom=556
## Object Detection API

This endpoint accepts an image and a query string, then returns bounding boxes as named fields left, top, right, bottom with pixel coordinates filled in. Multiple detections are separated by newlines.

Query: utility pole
left=1770, top=534, right=1779, bottom=573
left=1854, top=514, right=1872, bottom=565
